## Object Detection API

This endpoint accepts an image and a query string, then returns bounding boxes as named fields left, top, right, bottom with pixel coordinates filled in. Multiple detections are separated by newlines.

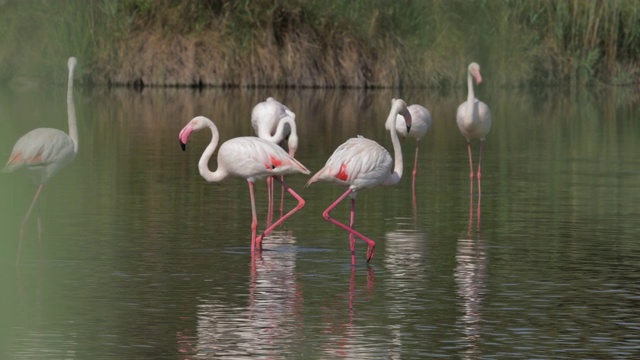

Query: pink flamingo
left=3, top=56, right=78, bottom=266
left=457, top=62, right=492, bottom=226
left=178, top=116, right=309, bottom=253
left=395, top=104, right=432, bottom=213
left=250, top=97, right=299, bottom=224
left=306, top=99, right=412, bottom=264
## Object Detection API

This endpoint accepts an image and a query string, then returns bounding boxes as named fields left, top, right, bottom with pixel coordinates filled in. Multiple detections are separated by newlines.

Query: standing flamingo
left=395, top=104, right=432, bottom=214
left=250, top=97, right=299, bottom=224
left=306, top=98, right=412, bottom=264
left=3, top=56, right=78, bottom=266
left=457, top=62, right=492, bottom=226
left=178, top=116, right=309, bottom=253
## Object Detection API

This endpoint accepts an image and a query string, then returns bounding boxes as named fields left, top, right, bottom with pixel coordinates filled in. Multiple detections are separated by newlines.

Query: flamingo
left=250, top=97, right=299, bottom=223
left=306, top=98, right=412, bottom=264
left=178, top=116, right=310, bottom=253
left=3, top=56, right=78, bottom=266
left=457, top=62, right=492, bottom=225
left=395, top=104, right=432, bottom=213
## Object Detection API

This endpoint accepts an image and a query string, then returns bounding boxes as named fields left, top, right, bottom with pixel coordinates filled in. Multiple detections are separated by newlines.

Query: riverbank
left=1, top=0, right=639, bottom=88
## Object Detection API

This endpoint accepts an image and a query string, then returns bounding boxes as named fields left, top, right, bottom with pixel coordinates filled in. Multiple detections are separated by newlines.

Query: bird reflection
left=320, top=266, right=375, bottom=358
left=191, top=231, right=302, bottom=357
left=454, top=234, right=487, bottom=359
left=467, top=180, right=483, bottom=236
left=3, top=57, right=78, bottom=266
left=383, top=225, right=427, bottom=358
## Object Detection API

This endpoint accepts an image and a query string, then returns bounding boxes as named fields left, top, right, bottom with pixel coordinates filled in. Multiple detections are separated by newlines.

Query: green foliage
left=0, top=0, right=639, bottom=87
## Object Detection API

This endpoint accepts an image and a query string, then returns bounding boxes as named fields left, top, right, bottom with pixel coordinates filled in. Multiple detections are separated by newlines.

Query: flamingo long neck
left=67, top=63, right=79, bottom=153
left=385, top=109, right=404, bottom=186
left=464, top=68, right=475, bottom=127
left=198, top=121, right=228, bottom=183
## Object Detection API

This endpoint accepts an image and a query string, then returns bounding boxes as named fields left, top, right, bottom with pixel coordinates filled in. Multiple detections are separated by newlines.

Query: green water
left=1, top=85, right=639, bottom=358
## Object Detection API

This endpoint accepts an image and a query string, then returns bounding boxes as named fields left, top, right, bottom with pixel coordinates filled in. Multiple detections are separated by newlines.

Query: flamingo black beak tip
left=180, top=140, right=186, bottom=151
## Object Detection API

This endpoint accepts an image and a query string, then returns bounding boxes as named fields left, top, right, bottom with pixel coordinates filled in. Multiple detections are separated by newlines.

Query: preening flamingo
left=306, top=98, right=412, bottom=264
left=456, top=62, right=492, bottom=226
left=3, top=56, right=78, bottom=266
left=178, top=116, right=310, bottom=253
left=395, top=104, right=432, bottom=213
left=250, top=97, right=299, bottom=223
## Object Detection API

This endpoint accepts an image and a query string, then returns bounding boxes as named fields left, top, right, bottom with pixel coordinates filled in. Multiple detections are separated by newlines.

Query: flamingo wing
left=218, top=137, right=309, bottom=181
left=307, top=137, right=392, bottom=189
left=3, top=128, right=75, bottom=174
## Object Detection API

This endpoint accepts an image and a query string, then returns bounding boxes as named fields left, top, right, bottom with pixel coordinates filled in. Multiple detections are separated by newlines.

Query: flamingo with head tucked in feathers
left=3, top=56, right=78, bottom=266
left=179, top=116, right=309, bottom=253
left=395, top=104, right=432, bottom=213
left=306, top=98, right=412, bottom=264
left=251, top=97, right=299, bottom=223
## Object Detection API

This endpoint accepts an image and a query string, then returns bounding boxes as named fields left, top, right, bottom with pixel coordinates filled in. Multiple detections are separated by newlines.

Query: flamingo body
left=395, top=104, right=431, bottom=141
left=179, top=116, right=309, bottom=253
left=307, top=98, right=412, bottom=264
left=306, top=136, right=392, bottom=190
left=456, top=63, right=492, bottom=142
left=3, top=127, right=76, bottom=183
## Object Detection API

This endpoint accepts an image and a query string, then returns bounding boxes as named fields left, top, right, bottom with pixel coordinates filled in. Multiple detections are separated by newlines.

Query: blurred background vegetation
left=0, top=0, right=639, bottom=88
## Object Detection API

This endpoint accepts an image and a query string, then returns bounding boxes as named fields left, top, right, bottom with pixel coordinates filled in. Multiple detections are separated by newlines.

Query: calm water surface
left=1, top=84, right=639, bottom=359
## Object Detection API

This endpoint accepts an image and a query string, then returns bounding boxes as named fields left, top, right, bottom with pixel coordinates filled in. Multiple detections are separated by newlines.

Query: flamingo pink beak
left=179, top=126, right=193, bottom=151
left=473, top=69, right=483, bottom=85
left=402, top=110, right=412, bottom=133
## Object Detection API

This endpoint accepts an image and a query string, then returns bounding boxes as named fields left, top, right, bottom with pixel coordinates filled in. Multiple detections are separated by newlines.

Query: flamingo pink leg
left=248, top=180, right=258, bottom=254
left=476, top=141, right=485, bottom=228
left=266, top=177, right=274, bottom=226
left=16, top=183, right=45, bottom=267
left=322, top=188, right=376, bottom=263
left=279, top=175, right=285, bottom=219
left=411, top=144, right=420, bottom=218
left=349, top=196, right=356, bottom=265
left=256, top=177, right=306, bottom=249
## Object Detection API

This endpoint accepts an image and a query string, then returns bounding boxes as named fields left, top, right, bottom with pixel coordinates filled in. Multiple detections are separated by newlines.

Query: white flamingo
left=250, top=97, right=299, bottom=223
left=457, top=62, right=492, bottom=187
left=3, top=56, right=78, bottom=265
left=306, top=98, right=412, bottom=264
left=178, top=116, right=310, bottom=253
left=395, top=104, right=432, bottom=213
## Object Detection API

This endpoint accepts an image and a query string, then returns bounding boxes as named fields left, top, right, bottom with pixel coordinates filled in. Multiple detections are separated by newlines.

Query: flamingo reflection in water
left=3, top=57, right=78, bottom=266
left=383, top=223, right=428, bottom=358
left=455, top=233, right=488, bottom=359
left=320, top=266, right=375, bottom=358
left=188, top=232, right=303, bottom=357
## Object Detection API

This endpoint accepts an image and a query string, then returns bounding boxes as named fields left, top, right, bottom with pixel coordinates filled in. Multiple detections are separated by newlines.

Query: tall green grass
left=0, top=0, right=638, bottom=87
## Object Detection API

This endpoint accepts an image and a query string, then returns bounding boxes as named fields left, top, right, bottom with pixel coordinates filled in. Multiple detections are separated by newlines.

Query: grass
left=0, top=0, right=639, bottom=88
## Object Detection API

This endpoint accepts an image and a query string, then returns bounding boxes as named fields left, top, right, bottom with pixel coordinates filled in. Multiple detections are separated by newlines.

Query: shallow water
left=1, top=84, right=639, bottom=358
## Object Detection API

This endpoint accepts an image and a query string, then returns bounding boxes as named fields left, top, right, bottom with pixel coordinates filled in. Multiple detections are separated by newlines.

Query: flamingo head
left=388, top=98, right=412, bottom=133
left=179, top=116, right=210, bottom=151
left=68, top=57, right=77, bottom=70
left=469, top=62, right=482, bottom=85
left=287, top=133, right=298, bottom=157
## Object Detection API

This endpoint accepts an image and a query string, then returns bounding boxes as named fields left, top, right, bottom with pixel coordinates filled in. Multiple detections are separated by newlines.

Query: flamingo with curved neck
left=307, top=98, right=412, bottom=264
left=179, top=116, right=310, bottom=253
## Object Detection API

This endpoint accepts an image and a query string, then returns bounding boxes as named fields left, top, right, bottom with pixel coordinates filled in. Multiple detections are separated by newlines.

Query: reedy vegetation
left=0, top=0, right=639, bottom=88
